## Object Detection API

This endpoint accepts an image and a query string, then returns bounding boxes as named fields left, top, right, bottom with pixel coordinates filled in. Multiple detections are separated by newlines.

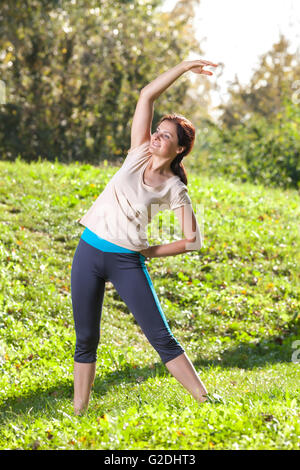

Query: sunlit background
left=159, top=0, right=300, bottom=118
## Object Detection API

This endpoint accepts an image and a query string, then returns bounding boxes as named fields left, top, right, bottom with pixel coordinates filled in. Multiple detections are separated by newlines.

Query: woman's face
left=150, top=121, right=185, bottom=160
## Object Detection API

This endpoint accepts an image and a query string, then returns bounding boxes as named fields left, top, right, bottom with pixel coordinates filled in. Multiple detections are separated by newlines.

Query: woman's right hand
left=183, top=59, right=218, bottom=76
left=140, top=248, right=151, bottom=259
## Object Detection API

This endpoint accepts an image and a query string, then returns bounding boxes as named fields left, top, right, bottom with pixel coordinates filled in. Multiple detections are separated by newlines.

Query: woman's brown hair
left=156, top=113, right=195, bottom=186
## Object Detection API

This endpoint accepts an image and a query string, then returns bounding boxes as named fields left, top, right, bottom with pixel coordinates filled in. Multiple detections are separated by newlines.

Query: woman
left=71, top=59, right=218, bottom=415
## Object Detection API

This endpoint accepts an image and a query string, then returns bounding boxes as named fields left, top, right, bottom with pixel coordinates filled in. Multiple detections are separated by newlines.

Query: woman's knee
left=150, top=333, right=185, bottom=364
left=74, top=332, right=100, bottom=363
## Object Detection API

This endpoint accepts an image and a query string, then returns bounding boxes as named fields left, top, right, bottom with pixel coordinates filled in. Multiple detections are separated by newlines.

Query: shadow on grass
left=194, top=325, right=300, bottom=370
left=0, top=325, right=298, bottom=420
left=0, top=362, right=167, bottom=419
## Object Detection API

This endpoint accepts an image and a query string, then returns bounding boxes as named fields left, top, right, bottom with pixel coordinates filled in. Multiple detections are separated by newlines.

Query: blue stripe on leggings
left=138, top=254, right=180, bottom=345
left=81, top=227, right=138, bottom=253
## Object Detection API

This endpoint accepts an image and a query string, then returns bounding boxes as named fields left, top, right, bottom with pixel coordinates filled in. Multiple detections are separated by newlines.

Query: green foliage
left=0, top=159, right=299, bottom=449
left=218, top=34, right=300, bottom=127
left=189, top=95, right=300, bottom=190
left=0, top=0, right=205, bottom=163
left=193, top=33, right=300, bottom=191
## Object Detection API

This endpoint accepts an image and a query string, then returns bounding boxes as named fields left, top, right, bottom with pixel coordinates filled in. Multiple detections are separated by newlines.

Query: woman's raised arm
left=141, top=59, right=218, bottom=101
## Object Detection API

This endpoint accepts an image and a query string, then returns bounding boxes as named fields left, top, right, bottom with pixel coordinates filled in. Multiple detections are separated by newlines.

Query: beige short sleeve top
left=78, top=140, right=193, bottom=251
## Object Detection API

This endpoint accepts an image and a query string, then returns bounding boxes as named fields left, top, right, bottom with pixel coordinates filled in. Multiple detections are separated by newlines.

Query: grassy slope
left=0, top=158, right=299, bottom=450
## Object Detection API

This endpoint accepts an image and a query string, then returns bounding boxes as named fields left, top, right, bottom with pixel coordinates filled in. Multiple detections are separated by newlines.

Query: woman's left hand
left=184, top=59, right=219, bottom=76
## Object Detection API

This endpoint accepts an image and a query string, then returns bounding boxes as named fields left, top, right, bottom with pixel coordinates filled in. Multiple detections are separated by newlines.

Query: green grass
left=0, top=157, right=299, bottom=450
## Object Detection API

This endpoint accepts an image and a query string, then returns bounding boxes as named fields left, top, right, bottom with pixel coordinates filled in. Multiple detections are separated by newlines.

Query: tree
left=0, top=0, right=213, bottom=163
left=218, top=33, right=300, bottom=128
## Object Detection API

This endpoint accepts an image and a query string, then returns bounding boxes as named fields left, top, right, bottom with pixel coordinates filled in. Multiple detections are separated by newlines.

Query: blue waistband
left=81, top=227, right=138, bottom=253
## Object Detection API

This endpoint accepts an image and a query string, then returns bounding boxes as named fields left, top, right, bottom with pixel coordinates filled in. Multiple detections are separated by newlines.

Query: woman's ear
left=177, top=145, right=185, bottom=155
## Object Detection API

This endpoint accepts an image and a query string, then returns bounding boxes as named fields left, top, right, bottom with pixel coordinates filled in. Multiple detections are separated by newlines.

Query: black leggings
left=70, top=237, right=185, bottom=364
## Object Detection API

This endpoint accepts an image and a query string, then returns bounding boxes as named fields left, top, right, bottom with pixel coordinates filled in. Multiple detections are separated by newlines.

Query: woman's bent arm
left=141, top=238, right=201, bottom=259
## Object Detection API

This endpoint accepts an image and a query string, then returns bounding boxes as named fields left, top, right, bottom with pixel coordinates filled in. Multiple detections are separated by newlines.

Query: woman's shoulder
left=168, top=177, right=191, bottom=210
left=122, top=140, right=151, bottom=169
left=170, top=176, right=188, bottom=191
left=126, top=139, right=151, bottom=156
